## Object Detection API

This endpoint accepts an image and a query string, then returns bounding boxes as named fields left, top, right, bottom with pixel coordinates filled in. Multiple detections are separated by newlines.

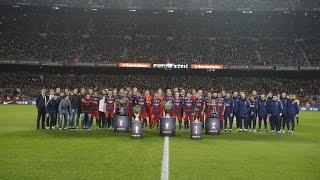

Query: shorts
left=183, top=113, right=194, bottom=122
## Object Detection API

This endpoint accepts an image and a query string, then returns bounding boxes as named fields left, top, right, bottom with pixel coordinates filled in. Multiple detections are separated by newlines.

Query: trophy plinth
left=190, top=121, right=203, bottom=139
left=159, top=117, right=176, bottom=136
left=205, top=113, right=220, bottom=135
left=131, top=120, right=143, bottom=138
left=114, top=115, right=130, bottom=133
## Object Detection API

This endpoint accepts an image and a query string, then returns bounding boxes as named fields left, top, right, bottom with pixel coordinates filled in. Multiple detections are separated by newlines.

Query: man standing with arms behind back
left=36, top=88, right=47, bottom=130
left=70, top=88, right=81, bottom=129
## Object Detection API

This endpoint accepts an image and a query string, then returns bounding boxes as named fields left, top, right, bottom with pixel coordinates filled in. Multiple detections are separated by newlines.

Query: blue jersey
left=238, top=98, right=250, bottom=118
left=287, top=100, right=299, bottom=117
left=224, top=98, right=233, bottom=114
left=269, top=100, right=283, bottom=117
left=46, top=99, right=58, bottom=113
left=266, top=97, right=273, bottom=114
left=249, top=99, right=258, bottom=115
left=280, top=98, right=288, bottom=116
left=231, top=97, right=239, bottom=114
left=257, top=99, right=267, bottom=118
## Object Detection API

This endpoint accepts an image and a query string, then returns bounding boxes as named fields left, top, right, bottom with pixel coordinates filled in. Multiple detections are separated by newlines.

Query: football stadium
left=0, top=0, right=320, bottom=179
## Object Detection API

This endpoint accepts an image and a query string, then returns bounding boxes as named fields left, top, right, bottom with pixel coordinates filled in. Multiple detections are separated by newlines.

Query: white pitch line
left=160, top=136, right=169, bottom=180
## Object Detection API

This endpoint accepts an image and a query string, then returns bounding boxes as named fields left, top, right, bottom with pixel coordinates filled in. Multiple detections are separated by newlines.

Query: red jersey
left=90, top=97, right=99, bottom=112
left=173, top=97, right=182, bottom=113
left=137, top=97, right=146, bottom=113
left=151, top=98, right=161, bottom=114
left=105, top=95, right=115, bottom=112
left=145, top=95, right=153, bottom=110
left=217, top=97, right=225, bottom=114
left=195, top=97, right=205, bottom=112
left=183, top=98, right=195, bottom=113
left=82, top=99, right=91, bottom=113
left=205, top=97, right=213, bottom=114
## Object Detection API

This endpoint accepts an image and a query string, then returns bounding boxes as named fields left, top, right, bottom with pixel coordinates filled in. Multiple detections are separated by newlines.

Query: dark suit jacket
left=36, top=94, right=48, bottom=109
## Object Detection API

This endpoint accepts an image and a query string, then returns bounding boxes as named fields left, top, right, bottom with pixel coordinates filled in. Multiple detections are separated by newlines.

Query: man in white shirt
left=99, top=90, right=106, bottom=129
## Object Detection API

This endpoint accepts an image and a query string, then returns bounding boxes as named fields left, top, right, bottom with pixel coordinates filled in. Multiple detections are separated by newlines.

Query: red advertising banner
left=190, top=64, right=224, bottom=69
left=118, top=62, right=152, bottom=68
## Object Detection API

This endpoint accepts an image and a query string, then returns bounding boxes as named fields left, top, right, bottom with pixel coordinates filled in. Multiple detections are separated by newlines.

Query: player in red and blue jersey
left=137, top=91, right=148, bottom=127
left=105, top=91, right=116, bottom=129
left=145, top=90, right=153, bottom=125
left=216, top=93, right=225, bottom=131
left=205, top=92, right=214, bottom=119
left=173, top=92, right=183, bottom=130
left=194, top=91, right=205, bottom=122
left=90, top=92, right=100, bottom=129
left=224, top=93, right=234, bottom=132
left=151, top=93, right=161, bottom=129
left=182, top=92, right=195, bottom=129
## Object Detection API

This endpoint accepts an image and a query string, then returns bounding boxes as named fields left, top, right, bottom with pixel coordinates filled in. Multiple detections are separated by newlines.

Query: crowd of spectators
left=0, top=6, right=320, bottom=65
left=0, top=71, right=319, bottom=106
left=2, top=0, right=320, bottom=11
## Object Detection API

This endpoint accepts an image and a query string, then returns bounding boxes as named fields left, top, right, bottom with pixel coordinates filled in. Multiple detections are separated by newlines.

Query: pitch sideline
left=160, top=136, right=169, bottom=180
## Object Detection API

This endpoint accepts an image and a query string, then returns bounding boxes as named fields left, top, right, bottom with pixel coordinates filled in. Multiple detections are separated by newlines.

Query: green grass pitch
left=0, top=105, right=319, bottom=179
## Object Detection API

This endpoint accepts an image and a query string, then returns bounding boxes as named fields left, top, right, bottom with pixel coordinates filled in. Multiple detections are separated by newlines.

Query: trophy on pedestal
left=160, top=101, right=176, bottom=136
left=131, top=105, right=143, bottom=138
left=191, top=104, right=203, bottom=139
left=114, top=98, right=130, bottom=132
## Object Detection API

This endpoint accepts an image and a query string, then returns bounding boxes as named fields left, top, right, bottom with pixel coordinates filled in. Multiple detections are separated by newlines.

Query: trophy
left=133, top=105, right=141, bottom=121
left=164, top=101, right=173, bottom=118
left=116, top=98, right=129, bottom=116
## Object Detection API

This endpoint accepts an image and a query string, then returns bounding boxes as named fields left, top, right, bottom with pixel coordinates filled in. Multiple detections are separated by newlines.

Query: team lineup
left=36, top=87, right=300, bottom=134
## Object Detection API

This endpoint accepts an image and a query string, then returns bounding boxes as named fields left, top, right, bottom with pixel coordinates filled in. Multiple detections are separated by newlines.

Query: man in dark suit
left=36, top=88, right=48, bottom=130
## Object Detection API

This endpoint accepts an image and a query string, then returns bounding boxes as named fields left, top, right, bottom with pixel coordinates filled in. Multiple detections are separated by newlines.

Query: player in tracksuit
left=247, top=96, right=258, bottom=132
left=223, top=93, right=233, bottom=132
left=237, top=94, right=250, bottom=132
left=182, top=92, right=195, bottom=129
left=257, top=94, right=268, bottom=132
left=266, top=92, right=273, bottom=131
left=293, top=95, right=300, bottom=126
left=231, top=92, right=239, bottom=131
left=286, top=95, right=299, bottom=134
left=45, top=94, right=58, bottom=129
left=268, top=96, right=283, bottom=133
left=280, top=93, right=288, bottom=133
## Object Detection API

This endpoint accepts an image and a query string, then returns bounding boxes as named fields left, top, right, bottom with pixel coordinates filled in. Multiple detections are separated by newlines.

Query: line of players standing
left=36, top=87, right=299, bottom=134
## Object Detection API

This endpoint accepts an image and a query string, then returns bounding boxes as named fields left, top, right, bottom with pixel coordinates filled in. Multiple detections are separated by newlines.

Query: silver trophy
left=133, top=105, right=141, bottom=121
left=164, top=101, right=173, bottom=118
left=116, top=98, right=129, bottom=116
